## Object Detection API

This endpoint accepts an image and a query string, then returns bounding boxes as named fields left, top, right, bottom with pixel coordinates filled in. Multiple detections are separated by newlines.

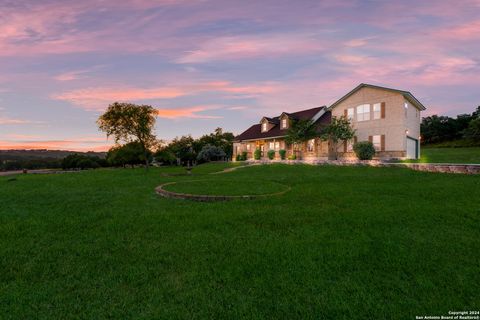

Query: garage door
left=406, top=137, right=418, bottom=159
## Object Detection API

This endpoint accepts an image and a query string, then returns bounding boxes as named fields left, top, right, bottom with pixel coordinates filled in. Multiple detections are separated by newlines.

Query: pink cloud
left=0, top=117, right=40, bottom=125
left=157, top=105, right=222, bottom=119
left=52, top=81, right=280, bottom=110
left=176, top=33, right=329, bottom=63
left=52, top=87, right=186, bottom=110
left=0, top=135, right=114, bottom=152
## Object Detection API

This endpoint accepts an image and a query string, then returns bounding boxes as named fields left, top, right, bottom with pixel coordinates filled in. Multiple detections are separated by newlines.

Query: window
left=347, top=108, right=354, bottom=120
left=275, top=142, right=280, bottom=150
left=281, top=118, right=288, bottom=129
left=373, top=103, right=381, bottom=120
left=372, top=135, right=381, bottom=151
left=269, top=142, right=275, bottom=150
left=356, top=104, right=370, bottom=121
left=262, top=122, right=267, bottom=132
left=246, top=144, right=251, bottom=151
left=307, top=139, right=315, bottom=152
left=404, top=102, right=409, bottom=117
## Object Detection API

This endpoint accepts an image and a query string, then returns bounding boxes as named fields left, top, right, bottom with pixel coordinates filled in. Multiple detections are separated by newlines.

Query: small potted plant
left=279, top=149, right=286, bottom=160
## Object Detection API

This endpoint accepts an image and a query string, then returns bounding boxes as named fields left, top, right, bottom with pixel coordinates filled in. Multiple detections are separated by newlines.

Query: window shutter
left=368, top=135, right=373, bottom=143
left=381, top=135, right=385, bottom=151
left=381, top=102, right=386, bottom=118
left=344, top=109, right=348, bottom=117
left=343, top=141, right=347, bottom=153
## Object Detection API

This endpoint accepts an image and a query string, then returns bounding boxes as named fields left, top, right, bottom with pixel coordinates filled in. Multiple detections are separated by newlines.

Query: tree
left=196, top=144, right=226, bottom=162
left=320, top=116, right=355, bottom=160
left=463, top=117, right=480, bottom=141
left=196, top=127, right=234, bottom=159
left=166, top=135, right=197, bottom=165
left=97, top=102, right=157, bottom=169
left=107, top=142, right=152, bottom=168
left=284, top=119, right=317, bottom=150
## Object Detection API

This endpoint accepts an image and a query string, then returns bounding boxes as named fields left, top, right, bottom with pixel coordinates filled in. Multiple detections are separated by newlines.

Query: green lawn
left=403, top=147, right=480, bottom=164
left=1, top=164, right=479, bottom=319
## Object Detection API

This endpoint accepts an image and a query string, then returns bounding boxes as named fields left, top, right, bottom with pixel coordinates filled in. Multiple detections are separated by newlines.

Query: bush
left=155, top=149, right=176, bottom=165
left=62, top=154, right=104, bottom=170
left=267, top=150, right=275, bottom=160
left=254, top=149, right=261, bottom=160
left=279, top=149, right=286, bottom=160
left=288, top=154, right=297, bottom=160
left=196, top=144, right=226, bottom=162
left=241, top=151, right=247, bottom=160
left=235, top=154, right=242, bottom=161
left=353, top=141, right=376, bottom=160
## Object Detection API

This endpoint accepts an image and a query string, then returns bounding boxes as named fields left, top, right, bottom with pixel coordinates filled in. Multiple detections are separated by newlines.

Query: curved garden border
left=155, top=180, right=291, bottom=202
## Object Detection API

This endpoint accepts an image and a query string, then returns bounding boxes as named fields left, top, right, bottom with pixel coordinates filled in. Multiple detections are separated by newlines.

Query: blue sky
left=0, top=0, right=479, bottom=150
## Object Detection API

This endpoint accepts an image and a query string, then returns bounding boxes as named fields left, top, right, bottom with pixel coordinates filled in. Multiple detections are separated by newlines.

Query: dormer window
left=261, top=122, right=267, bottom=132
left=281, top=118, right=288, bottom=129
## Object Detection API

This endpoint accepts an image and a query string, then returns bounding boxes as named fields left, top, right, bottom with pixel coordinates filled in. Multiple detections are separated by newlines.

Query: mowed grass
left=402, top=147, right=480, bottom=164
left=165, top=179, right=288, bottom=196
left=1, top=164, right=479, bottom=319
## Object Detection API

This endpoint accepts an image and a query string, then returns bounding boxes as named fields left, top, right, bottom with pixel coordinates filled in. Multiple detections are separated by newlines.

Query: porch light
left=405, top=129, right=409, bottom=135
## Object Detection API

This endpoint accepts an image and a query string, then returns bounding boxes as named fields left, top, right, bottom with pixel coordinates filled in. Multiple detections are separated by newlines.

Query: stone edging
left=155, top=180, right=291, bottom=202
left=244, top=159, right=480, bottom=174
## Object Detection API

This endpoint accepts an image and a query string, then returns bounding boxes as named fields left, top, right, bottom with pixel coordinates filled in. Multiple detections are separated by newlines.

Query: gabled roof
left=328, top=83, right=426, bottom=111
left=235, top=106, right=330, bottom=141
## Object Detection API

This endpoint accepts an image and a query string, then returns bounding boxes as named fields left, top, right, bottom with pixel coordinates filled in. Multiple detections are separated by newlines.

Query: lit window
left=373, top=103, right=381, bottom=120
left=347, top=108, right=354, bottom=120
left=275, top=142, right=280, bottom=150
left=262, top=122, right=267, bottom=132
left=281, top=118, right=288, bottom=128
left=404, top=102, right=409, bottom=109
left=372, top=135, right=381, bottom=151
left=269, top=142, right=275, bottom=150
left=307, top=139, right=315, bottom=152
left=246, top=144, right=251, bottom=151
left=356, top=104, right=370, bottom=121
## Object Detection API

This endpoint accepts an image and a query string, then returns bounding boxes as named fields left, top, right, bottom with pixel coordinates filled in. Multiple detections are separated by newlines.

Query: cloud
left=157, top=105, right=222, bottom=119
left=0, top=117, right=40, bottom=125
left=176, top=33, right=329, bottom=64
left=52, top=87, right=186, bottom=110
left=0, top=135, right=113, bottom=152
left=52, top=81, right=280, bottom=110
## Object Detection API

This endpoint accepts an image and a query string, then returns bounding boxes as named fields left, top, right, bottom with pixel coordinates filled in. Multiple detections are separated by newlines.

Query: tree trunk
left=141, top=143, right=149, bottom=170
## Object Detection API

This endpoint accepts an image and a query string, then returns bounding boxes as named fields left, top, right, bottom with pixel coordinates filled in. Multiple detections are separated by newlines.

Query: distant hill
left=0, top=149, right=106, bottom=161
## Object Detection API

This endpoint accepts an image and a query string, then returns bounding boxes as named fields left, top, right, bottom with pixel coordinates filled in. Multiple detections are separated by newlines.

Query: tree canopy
left=284, top=119, right=317, bottom=148
left=97, top=102, right=157, bottom=168
left=320, top=116, right=355, bottom=160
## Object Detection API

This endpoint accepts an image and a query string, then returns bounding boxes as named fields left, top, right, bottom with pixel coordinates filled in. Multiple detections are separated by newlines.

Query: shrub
left=279, top=149, right=286, bottom=160
left=235, top=154, right=242, bottom=161
left=254, top=149, right=261, bottom=160
left=197, top=144, right=226, bottom=162
left=155, top=149, right=176, bottom=165
left=288, top=154, right=297, bottom=160
left=241, top=151, right=248, bottom=160
left=353, top=141, right=376, bottom=160
left=267, top=150, right=275, bottom=160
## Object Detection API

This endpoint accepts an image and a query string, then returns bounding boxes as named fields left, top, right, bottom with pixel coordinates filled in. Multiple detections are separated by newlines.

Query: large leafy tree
left=320, top=115, right=355, bottom=160
left=97, top=102, right=157, bottom=169
left=284, top=119, right=317, bottom=150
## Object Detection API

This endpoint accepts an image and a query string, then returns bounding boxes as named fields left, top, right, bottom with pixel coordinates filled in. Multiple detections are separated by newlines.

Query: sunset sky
left=1, top=0, right=479, bottom=151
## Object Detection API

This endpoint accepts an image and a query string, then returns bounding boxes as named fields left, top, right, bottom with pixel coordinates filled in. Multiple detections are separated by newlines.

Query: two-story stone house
left=233, top=83, right=425, bottom=160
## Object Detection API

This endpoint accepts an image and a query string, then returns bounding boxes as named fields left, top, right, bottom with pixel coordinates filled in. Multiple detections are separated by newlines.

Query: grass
left=165, top=179, right=288, bottom=196
left=1, top=163, right=479, bottom=319
left=402, top=147, right=480, bottom=163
